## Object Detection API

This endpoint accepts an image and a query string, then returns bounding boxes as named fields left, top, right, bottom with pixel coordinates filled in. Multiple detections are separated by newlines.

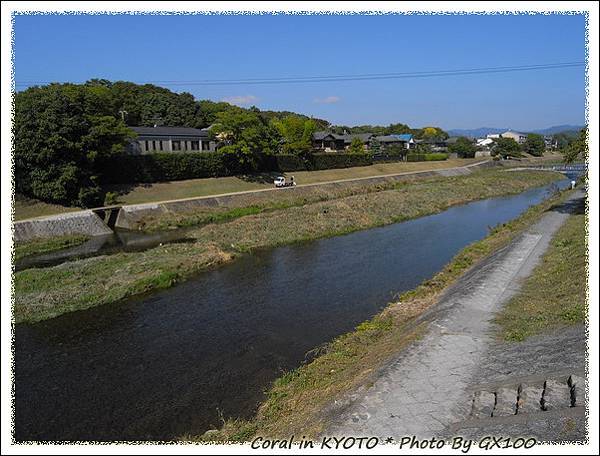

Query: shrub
left=425, top=153, right=448, bottom=161
left=373, top=145, right=407, bottom=162
left=77, top=186, right=104, bottom=208
left=103, top=191, right=120, bottom=206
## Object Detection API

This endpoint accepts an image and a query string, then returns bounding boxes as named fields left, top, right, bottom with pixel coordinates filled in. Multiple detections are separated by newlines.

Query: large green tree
left=271, top=115, right=316, bottom=156
left=14, top=83, right=134, bottom=207
left=562, top=127, right=588, bottom=163
left=448, top=137, right=477, bottom=158
left=491, top=137, right=522, bottom=158
left=211, top=109, right=279, bottom=171
left=522, top=133, right=545, bottom=157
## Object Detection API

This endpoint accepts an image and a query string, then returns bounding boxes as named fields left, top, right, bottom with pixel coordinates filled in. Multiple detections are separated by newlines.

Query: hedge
left=100, top=151, right=373, bottom=184
left=310, top=152, right=372, bottom=170
left=98, top=152, right=233, bottom=184
left=406, top=153, right=448, bottom=162
left=276, top=154, right=306, bottom=172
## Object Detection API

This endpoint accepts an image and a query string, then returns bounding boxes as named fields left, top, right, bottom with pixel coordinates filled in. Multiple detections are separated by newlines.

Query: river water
left=13, top=181, right=569, bottom=441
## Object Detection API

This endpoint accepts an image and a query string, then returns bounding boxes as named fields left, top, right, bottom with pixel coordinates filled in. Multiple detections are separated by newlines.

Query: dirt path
left=328, top=189, right=585, bottom=439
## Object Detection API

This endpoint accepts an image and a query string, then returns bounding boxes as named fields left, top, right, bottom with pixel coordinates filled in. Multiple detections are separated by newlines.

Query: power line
left=14, top=61, right=585, bottom=87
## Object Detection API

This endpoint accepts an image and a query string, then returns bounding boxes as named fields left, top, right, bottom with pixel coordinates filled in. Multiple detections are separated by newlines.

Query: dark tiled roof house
left=127, top=126, right=218, bottom=154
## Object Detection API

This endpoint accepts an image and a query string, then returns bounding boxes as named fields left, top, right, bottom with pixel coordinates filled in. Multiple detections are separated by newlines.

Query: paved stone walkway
left=328, top=190, right=584, bottom=439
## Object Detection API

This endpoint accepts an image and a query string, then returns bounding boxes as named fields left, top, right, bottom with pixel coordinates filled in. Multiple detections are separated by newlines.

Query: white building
left=500, top=130, right=528, bottom=144
left=477, top=138, right=495, bottom=147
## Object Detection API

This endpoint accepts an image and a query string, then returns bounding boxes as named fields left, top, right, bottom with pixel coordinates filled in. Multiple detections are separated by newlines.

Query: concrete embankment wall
left=14, top=211, right=113, bottom=242
left=14, top=160, right=498, bottom=241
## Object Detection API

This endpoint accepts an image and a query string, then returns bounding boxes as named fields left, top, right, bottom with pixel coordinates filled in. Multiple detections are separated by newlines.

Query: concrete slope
left=327, top=190, right=585, bottom=440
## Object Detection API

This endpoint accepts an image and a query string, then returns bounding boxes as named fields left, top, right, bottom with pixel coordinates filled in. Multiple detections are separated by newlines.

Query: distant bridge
left=522, top=163, right=587, bottom=173
left=507, top=163, right=587, bottom=177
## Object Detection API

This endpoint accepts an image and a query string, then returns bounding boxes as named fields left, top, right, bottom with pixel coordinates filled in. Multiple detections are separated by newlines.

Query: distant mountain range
left=447, top=125, right=583, bottom=138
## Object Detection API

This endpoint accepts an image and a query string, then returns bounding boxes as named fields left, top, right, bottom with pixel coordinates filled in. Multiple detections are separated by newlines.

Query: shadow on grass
left=548, top=194, right=586, bottom=215
left=238, top=172, right=281, bottom=184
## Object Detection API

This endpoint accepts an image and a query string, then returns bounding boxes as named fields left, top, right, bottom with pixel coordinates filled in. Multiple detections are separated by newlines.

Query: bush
left=425, top=153, right=448, bottom=161
left=373, top=145, right=407, bottom=162
left=77, top=186, right=104, bottom=208
left=103, top=191, right=120, bottom=206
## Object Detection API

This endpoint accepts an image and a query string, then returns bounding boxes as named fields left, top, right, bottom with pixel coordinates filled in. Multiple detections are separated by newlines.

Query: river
left=13, top=180, right=569, bottom=441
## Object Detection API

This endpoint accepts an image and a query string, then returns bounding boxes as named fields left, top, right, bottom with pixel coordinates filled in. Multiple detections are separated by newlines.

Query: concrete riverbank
left=327, top=190, right=586, bottom=441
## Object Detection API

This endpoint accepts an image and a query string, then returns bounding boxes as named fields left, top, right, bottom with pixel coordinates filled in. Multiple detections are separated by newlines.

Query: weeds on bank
left=496, top=211, right=587, bottom=341
left=13, top=234, right=89, bottom=261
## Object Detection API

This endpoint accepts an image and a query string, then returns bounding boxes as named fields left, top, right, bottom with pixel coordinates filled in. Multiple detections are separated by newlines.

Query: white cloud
left=314, top=96, right=341, bottom=104
left=222, top=95, right=259, bottom=106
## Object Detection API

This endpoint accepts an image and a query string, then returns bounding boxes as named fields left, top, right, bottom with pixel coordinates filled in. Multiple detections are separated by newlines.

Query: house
left=544, top=135, right=558, bottom=150
left=500, top=130, right=528, bottom=144
left=312, top=132, right=375, bottom=151
left=373, top=134, right=416, bottom=150
left=127, top=126, right=218, bottom=154
left=414, top=136, right=446, bottom=151
left=312, top=131, right=346, bottom=151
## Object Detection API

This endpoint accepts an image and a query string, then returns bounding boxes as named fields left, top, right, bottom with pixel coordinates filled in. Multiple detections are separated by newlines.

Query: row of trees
left=12, top=81, right=339, bottom=206
left=330, top=123, right=449, bottom=140
left=446, top=133, right=549, bottom=159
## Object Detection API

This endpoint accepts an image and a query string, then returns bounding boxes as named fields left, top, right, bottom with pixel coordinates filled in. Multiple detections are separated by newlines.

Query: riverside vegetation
left=186, top=185, right=578, bottom=442
left=496, top=202, right=587, bottom=341
left=13, top=169, right=562, bottom=324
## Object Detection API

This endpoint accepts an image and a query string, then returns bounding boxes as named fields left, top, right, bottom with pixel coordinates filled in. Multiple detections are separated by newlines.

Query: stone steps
left=469, top=373, right=586, bottom=419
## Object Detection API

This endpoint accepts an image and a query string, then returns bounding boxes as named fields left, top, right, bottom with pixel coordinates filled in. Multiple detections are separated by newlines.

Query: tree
left=562, top=127, right=588, bottom=163
left=553, top=131, right=578, bottom=149
left=414, top=126, right=449, bottom=140
left=348, top=137, right=365, bottom=153
left=491, top=137, right=522, bottom=158
left=448, top=137, right=477, bottom=158
left=211, top=109, right=279, bottom=171
left=14, top=83, right=134, bottom=207
left=522, top=133, right=545, bottom=157
left=271, top=115, right=316, bottom=156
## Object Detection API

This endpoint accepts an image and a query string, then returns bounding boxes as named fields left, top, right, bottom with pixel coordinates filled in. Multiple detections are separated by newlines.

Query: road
left=327, top=189, right=586, bottom=441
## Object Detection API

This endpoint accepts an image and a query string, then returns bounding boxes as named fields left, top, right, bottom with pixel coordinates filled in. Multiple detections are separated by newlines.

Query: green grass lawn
left=496, top=208, right=587, bottom=341
left=13, top=194, right=79, bottom=221
left=14, top=234, right=90, bottom=261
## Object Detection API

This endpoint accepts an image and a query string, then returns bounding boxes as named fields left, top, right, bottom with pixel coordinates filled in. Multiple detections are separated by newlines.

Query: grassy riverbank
left=13, top=169, right=561, bottom=324
left=495, top=206, right=587, bottom=341
left=189, top=187, right=576, bottom=442
left=14, top=234, right=90, bottom=261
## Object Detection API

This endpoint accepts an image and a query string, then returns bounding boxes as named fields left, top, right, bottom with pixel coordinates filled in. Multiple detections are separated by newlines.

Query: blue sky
left=13, top=12, right=586, bottom=130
